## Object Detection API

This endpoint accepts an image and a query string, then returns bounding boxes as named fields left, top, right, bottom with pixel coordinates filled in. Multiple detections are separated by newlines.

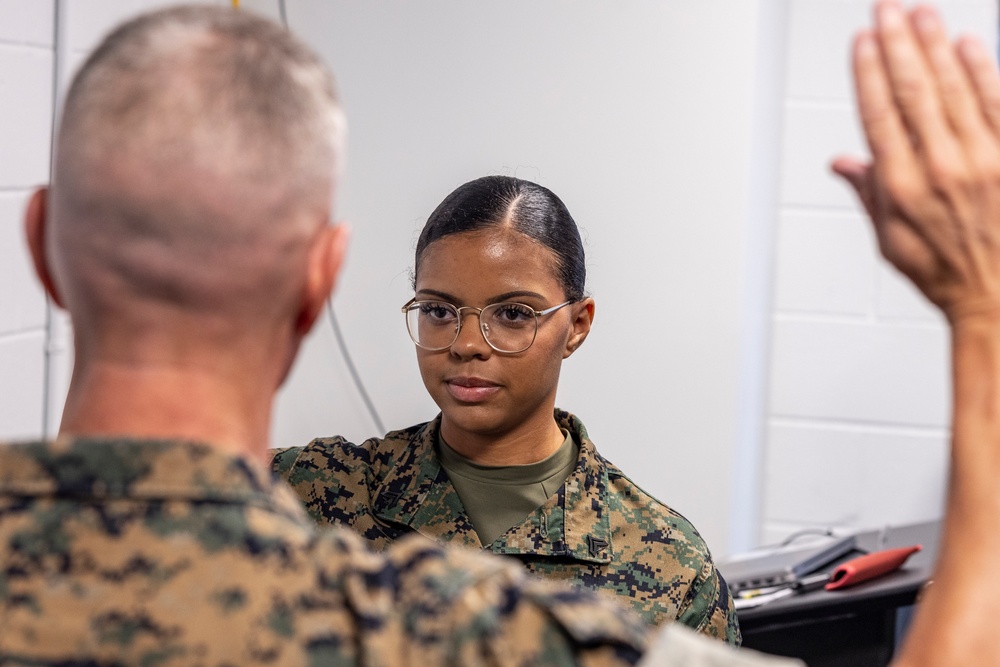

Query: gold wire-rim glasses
left=401, top=298, right=574, bottom=353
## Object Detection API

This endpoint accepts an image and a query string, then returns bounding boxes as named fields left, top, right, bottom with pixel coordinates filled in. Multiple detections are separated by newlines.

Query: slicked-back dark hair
left=414, top=176, right=586, bottom=301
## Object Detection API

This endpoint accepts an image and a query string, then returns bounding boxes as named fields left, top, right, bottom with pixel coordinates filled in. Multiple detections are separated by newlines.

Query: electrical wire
left=232, top=0, right=385, bottom=434
left=780, top=528, right=836, bottom=547
left=282, top=0, right=386, bottom=436
left=751, top=528, right=837, bottom=552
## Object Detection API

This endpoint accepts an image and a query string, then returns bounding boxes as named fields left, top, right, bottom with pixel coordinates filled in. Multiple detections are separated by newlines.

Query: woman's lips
left=446, top=377, right=501, bottom=403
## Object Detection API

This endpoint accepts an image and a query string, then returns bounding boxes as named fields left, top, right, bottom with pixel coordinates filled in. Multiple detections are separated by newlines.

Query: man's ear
left=296, top=222, right=350, bottom=336
left=24, top=187, right=65, bottom=309
left=563, top=297, right=595, bottom=359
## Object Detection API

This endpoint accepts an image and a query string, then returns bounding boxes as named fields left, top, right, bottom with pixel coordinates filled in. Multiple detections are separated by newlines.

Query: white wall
left=760, top=0, right=996, bottom=545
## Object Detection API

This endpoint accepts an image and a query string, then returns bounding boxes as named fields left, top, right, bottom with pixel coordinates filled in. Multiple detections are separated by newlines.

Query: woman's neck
left=440, top=412, right=565, bottom=466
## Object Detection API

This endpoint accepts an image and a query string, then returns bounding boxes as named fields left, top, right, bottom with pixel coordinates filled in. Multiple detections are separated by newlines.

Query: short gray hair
left=49, top=5, right=345, bottom=319
left=56, top=4, right=343, bottom=210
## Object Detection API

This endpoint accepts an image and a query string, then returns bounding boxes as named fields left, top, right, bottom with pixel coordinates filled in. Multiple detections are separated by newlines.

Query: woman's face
left=413, top=229, right=593, bottom=442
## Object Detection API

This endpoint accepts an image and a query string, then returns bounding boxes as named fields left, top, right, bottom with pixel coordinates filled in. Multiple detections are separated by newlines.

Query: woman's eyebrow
left=491, top=290, right=546, bottom=303
left=416, top=288, right=459, bottom=302
left=415, top=289, right=547, bottom=304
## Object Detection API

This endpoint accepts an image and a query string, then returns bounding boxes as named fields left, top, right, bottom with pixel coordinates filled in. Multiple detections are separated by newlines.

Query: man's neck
left=58, top=358, right=274, bottom=463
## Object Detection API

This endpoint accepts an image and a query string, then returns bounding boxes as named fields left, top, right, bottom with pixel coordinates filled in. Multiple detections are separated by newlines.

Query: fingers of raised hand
left=871, top=5, right=1000, bottom=249
left=873, top=1, right=952, bottom=155
left=850, top=12, right=977, bottom=309
left=958, top=36, right=1000, bottom=140
left=852, top=30, right=924, bottom=207
left=911, top=6, right=991, bottom=147
left=910, top=7, right=1000, bottom=236
left=844, top=2, right=1000, bottom=317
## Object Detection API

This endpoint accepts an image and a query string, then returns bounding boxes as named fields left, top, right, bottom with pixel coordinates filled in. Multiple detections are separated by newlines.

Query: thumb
left=831, top=157, right=877, bottom=220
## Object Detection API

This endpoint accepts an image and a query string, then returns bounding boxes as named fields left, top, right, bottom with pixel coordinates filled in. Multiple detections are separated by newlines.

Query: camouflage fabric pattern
left=0, top=437, right=651, bottom=666
left=272, top=410, right=740, bottom=644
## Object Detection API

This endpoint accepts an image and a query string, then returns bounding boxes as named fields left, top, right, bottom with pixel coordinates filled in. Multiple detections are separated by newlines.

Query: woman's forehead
left=415, top=230, right=562, bottom=294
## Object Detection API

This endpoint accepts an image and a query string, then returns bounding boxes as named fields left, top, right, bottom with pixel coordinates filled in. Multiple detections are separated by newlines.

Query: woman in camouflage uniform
left=272, top=175, right=739, bottom=644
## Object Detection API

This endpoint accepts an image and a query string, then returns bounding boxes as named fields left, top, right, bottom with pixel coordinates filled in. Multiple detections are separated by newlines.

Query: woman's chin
left=441, top=405, right=510, bottom=439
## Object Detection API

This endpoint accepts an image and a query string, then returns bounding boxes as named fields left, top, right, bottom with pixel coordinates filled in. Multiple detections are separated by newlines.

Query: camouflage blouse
left=272, top=409, right=740, bottom=644
left=0, top=436, right=651, bottom=666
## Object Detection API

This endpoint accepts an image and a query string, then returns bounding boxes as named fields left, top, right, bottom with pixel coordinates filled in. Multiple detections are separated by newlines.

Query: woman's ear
left=563, top=298, right=595, bottom=358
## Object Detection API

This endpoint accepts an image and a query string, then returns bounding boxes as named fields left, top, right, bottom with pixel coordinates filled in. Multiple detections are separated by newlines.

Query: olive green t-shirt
left=438, top=430, right=579, bottom=546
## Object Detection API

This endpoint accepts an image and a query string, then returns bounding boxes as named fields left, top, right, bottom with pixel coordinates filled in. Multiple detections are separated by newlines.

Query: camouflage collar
left=0, top=437, right=309, bottom=524
left=370, top=417, right=482, bottom=549
left=371, top=410, right=614, bottom=564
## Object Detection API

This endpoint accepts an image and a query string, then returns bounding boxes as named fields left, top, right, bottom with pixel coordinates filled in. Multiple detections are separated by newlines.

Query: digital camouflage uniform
left=0, top=436, right=652, bottom=666
left=272, top=410, right=740, bottom=644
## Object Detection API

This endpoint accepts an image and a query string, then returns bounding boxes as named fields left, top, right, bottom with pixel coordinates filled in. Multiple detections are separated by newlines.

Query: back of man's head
left=39, top=5, right=345, bottom=349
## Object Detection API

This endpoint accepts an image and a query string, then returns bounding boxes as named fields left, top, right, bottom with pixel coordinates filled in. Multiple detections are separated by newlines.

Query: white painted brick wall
left=773, top=209, right=876, bottom=316
left=0, top=45, right=52, bottom=187
left=0, top=1, right=54, bottom=47
left=0, top=1, right=53, bottom=442
left=780, top=103, right=864, bottom=209
left=0, top=194, right=46, bottom=337
left=769, top=319, right=950, bottom=427
left=762, top=0, right=995, bottom=543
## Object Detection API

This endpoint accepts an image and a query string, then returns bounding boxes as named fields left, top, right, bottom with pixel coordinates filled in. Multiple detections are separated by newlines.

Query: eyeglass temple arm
left=535, top=300, right=574, bottom=316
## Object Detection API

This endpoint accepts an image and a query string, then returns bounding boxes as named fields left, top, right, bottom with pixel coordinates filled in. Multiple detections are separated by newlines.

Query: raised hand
left=832, top=0, right=1000, bottom=324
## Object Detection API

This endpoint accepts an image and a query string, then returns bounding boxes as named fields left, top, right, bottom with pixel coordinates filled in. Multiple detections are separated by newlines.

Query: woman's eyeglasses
left=401, top=298, right=574, bottom=353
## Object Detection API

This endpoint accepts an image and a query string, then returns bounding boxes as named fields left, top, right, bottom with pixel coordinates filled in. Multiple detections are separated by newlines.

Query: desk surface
left=736, top=521, right=940, bottom=630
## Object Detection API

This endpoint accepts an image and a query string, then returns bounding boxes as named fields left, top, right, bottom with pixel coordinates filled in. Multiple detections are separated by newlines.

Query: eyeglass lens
left=405, top=302, right=537, bottom=353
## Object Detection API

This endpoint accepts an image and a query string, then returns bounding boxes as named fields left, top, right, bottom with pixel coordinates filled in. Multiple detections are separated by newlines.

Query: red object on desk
left=825, top=544, right=923, bottom=591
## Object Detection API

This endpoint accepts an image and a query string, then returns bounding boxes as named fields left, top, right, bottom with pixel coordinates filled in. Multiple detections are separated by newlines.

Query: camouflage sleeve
left=324, top=531, right=652, bottom=666
left=267, top=438, right=375, bottom=530
left=270, top=446, right=303, bottom=479
left=676, top=557, right=741, bottom=646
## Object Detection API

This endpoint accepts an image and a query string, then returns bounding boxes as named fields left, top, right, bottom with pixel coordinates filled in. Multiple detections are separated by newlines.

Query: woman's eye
left=420, top=303, right=455, bottom=321
left=493, top=304, right=534, bottom=324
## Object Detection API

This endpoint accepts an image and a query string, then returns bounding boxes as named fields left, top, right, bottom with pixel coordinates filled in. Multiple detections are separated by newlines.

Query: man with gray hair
left=0, top=6, right=650, bottom=665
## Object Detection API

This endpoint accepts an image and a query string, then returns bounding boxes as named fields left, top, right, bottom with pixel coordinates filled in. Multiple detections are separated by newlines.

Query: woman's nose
left=450, top=311, right=492, bottom=360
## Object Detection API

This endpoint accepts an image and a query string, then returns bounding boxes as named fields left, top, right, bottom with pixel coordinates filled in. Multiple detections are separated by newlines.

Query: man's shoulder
left=334, top=531, right=650, bottom=663
left=1, top=440, right=650, bottom=665
left=1, top=437, right=293, bottom=508
left=0, top=451, right=320, bottom=664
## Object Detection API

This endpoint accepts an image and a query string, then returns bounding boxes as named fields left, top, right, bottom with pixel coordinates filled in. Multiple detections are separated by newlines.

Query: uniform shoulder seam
left=604, top=458, right=710, bottom=546
left=603, top=458, right=673, bottom=513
